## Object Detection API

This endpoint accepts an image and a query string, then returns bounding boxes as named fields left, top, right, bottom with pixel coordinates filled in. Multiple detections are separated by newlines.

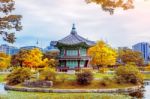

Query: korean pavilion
left=56, top=24, right=95, bottom=71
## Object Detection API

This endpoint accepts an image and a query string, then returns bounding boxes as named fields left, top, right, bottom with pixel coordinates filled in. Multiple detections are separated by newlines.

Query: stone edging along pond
left=4, top=85, right=142, bottom=93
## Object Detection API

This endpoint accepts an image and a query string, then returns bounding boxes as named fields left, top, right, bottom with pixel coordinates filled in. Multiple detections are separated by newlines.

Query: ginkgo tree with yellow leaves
left=11, top=48, right=58, bottom=69
left=0, top=52, right=11, bottom=70
left=23, top=48, right=44, bottom=68
left=88, top=40, right=117, bottom=69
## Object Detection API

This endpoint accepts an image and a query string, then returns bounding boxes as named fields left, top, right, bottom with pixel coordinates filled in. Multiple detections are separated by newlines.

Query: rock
left=23, top=80, right=53, bottom=88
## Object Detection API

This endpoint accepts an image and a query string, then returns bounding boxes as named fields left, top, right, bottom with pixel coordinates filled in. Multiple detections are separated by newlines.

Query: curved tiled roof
left=57, top=24, right=95, bottom=46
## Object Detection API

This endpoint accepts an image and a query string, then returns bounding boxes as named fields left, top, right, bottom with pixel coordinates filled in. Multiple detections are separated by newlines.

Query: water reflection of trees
left=129, top=86, right=145, bottom=99
left=129, top=91, right=144, bottom=99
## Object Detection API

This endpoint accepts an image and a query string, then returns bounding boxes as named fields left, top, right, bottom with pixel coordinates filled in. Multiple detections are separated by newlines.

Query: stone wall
left=23, top=80, right=53, bottom=88
left=4, top=84, right=142, bottom=93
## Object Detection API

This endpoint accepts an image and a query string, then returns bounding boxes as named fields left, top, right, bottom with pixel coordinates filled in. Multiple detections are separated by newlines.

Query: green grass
left=57, top=73, right=114, bottom=80
left=53, top=79, right=135, bottom=89
left=93, top=73, right=114, bottom=78
left=0, top=73, right=134, bottom=99
left=0, top=91, right=131, bottom=99
left=144, top=74, right=150, bottom=80
left=58, top=73, right=76, bottom=80
left=94, top=72, right=150, bottom=80
left=0, top=74, right=7, bottom=82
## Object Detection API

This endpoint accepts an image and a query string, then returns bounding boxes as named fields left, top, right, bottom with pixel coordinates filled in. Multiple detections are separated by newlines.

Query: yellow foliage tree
left=118, top=48, right=144, bottom=66
left=12, top=48, right=58, bottom=69
left=0, top=52, right=11, bottom=70
left=40, top=58, right=58, bottom=68
left=23, top=48, right=43, bottom=68
left=88, top=40, right=117, bottom=68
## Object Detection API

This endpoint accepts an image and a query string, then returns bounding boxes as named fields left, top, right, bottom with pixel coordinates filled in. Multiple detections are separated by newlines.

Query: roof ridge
left=57, top=24, right=95, bottom=46
left=72, top=34, right=84, bottom=42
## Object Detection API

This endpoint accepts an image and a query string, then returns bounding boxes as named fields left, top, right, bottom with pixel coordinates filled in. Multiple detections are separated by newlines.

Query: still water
left=144, top=83, right=150, bottom=98
left=0, top=82, right=150, bottom=99
left=0, top=83, right=7, bottom=94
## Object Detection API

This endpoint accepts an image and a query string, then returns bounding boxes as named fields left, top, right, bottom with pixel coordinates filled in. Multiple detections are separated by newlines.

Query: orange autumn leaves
left=21, top=48, right=51, bottom=68
left=86, top=0, right=134, bottom=14
left=22, top=48, right=44, bottom=68
left=88, top=41, right=117, bottom=68
left=12, top=48, right=56, bottom=68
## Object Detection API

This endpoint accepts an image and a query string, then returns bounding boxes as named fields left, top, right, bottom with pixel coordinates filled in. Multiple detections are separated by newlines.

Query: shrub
left=6, top=67, right=32, bottom=85
left=99, top=67, right=108, bottom=73
left=57, top=73, right=68, bottom=83
left=81, top=68, right=93, bottom=72
left=100, top=77, right=112, bottom=86
left=115, top=64, right=144, bottom=84
left=145, top=66, right=150, bottom=71
left=39, top=67, right=56, bottom=81
left=109, top=68, right=114, bottom=71
left=76, top=71, right=93, bottom=85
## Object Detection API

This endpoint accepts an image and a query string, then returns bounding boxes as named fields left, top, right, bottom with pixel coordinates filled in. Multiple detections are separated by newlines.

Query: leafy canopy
left=23, top=48, right=43, bottom=68
left=88, top=40, right=117, bottom=68
left=0, top=52, right=11, bottom=70
left=118, top=48, right=144, bottom=66
left=11, top=48, right=58, bottom=68
left=86, top=0, right=134, bottom=14
left=39, top=67, right=56, bottom=81
left=0, top=0, right=22, bottom=43
left=6, top=67, right=32, bottom=85
left=11, top=49, right=30, bottom=67
left=115, top=64, right=144, bottom=84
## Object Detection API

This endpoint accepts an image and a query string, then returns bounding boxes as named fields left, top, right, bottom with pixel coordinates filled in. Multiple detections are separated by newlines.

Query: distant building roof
left=44, top=45, right=59, bottom=52
left=50, top=41, right=57, bottom=46
left=132, top=42, right=150, bottom=47
left=0, top=44, right=19, bottom=55
left=20, top=46, right=43, bottom=50
left=57, top=24, right=95, bottom=46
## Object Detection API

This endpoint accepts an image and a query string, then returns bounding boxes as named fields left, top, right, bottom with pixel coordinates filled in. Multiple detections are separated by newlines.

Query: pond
left=0, top=82, right=150, bottom=99
left=144, top=83, right=150, bottom=98
left=0, top=83, right=7, bottom=94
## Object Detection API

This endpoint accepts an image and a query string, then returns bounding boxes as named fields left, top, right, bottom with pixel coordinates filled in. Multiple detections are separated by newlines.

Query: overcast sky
left=1, top=0, right=150, bottom=48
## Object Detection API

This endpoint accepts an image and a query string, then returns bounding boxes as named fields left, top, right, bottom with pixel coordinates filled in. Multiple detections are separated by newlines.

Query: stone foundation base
left=4, top=84, right=142, bottom=93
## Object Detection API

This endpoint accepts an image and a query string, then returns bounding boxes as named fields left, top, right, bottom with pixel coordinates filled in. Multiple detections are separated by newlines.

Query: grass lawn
left=0, top=74, right=7, bottom=83
left=144, top=74, right=150, bottom=80
left=14, top=79, right=135, bottom=90
left=0, top=91, right=131, bottom=99
left=93, top=73, right=114, bottom=78
left=53, top=80, right=135, bottom=89
left=57, top=73, right=114, bottom=81
left=57, top=73, right=76, bottom=80
left=0, top=73, right=136, bottom=99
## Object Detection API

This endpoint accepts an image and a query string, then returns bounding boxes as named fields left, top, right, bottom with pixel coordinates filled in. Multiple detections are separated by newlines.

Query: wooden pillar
left=64, top=50, right=66, bottom=56
left=78, top=60, right=80, bottom=68
left=65, top=60, right=67, bottom=72
left=78, top=49, right=80, bottom=56
left=65, top=60, right=67, bottom=67
left=85, top=60, right=88, bottom=67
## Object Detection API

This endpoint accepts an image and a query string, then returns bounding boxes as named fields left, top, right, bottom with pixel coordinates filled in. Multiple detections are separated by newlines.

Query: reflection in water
left=144, top=84, right=150, bottom=99
left=129, top=81, right=150, bottom=99
left=129, top=90, right=144, bottom=98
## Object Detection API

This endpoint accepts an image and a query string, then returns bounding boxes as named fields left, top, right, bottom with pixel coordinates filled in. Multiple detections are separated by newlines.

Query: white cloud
left=3, top=0, right=150, bottom=48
